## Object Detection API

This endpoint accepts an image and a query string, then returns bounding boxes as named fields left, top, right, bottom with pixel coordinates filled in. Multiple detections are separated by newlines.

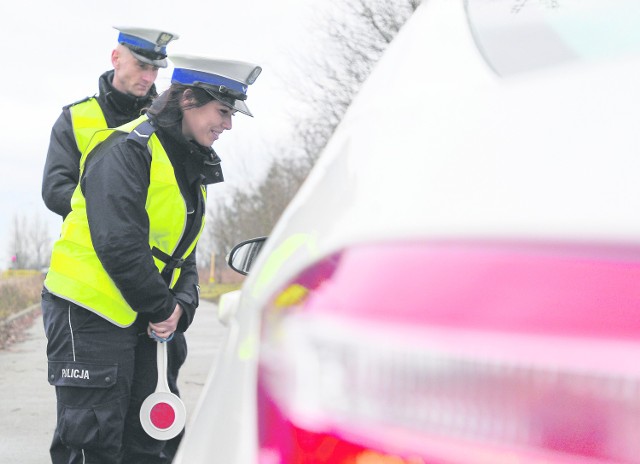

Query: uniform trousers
left=41, top=289, right=187, bottom=464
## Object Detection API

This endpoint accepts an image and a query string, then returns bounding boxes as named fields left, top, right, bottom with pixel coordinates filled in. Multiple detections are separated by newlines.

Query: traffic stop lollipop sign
left=140, top=339, right=186, bottom=440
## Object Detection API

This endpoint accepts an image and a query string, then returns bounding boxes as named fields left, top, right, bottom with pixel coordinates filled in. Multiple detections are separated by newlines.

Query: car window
left=465, top=0, right=640, bottom=75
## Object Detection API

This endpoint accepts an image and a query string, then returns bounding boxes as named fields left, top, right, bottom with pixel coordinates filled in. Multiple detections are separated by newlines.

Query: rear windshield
left=465, top=0, right=640, bottom=75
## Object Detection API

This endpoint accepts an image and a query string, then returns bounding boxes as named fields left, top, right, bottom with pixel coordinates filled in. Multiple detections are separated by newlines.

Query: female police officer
left=41, top=55, right=261, bottom=463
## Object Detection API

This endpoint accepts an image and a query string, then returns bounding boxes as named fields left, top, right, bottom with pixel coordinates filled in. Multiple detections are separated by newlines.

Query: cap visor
left=233, top=100, right=253, bottom=117
left=129, top=49, right=168, bottom=68
left=203, top=89, right=253, bottom=117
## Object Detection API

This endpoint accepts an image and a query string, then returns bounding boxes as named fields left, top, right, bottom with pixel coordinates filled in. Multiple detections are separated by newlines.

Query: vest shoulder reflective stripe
left=45, top=115, right=206, bottom=327
left=69, top=98, right=107, bottom=155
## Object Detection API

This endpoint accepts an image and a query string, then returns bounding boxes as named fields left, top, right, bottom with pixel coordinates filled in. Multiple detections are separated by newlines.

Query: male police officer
left=42, top=26, right=179, bottom=218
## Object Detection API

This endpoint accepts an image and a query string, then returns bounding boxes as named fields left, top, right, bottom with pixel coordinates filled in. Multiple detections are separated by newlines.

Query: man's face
left=111, top=45, right=159, bottom=97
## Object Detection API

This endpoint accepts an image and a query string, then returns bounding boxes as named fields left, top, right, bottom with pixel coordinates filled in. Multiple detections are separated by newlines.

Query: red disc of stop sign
left=140, top=341, right=186, bottom=440
left=151, top=402, right=176, bottom=429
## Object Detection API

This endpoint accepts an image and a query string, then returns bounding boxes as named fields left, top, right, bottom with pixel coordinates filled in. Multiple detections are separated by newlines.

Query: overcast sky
left=0, top=0, right=329, bottom=269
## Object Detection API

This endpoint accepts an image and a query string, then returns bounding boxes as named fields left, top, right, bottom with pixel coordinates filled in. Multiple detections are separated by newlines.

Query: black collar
left=98, top=70, right=157, bottom=118
left=153, top=120, right=224, bottom=187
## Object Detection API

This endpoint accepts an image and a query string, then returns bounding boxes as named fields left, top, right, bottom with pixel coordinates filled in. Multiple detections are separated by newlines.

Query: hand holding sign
left=140, top=339, right=186, bottom=440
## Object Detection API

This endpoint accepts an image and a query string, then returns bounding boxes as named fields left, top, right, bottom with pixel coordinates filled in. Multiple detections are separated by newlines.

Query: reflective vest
left=45, top=115, right=206, bottom=327
left=69, top=98, right=107, bottom=155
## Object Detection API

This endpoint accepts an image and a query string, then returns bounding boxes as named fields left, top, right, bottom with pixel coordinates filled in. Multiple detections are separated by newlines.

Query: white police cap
left=113, top=26, right=179, bottom=68
left=170, top=54, right=262, bottom=117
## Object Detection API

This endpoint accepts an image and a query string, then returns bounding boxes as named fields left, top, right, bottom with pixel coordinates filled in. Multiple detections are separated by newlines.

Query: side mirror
left=226, top=237, right=268, bottom=276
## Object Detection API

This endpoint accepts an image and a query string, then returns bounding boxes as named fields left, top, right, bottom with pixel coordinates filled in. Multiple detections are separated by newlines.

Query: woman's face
left=182, top=98, right=234, bottom=147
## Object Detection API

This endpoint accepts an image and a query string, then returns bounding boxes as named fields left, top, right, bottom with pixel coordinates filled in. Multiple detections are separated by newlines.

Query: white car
left=175, top=0, right=640, bottom=462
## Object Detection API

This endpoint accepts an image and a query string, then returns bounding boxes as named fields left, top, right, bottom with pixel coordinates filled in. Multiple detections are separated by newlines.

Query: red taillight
left=258, top=385, right=426, bottom=464
left=258, top=242, right=640, bottom=463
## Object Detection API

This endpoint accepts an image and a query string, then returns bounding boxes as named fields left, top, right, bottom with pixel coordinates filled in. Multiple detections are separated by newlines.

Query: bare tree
left=8, top=213, right=52, bottom=270
left=205, top=0, right=421, bottom=258
left=289, top=0, right=422, bottom=164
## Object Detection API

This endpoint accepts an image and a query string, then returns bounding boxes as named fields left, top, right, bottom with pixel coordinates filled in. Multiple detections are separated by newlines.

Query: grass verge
left=0, top=271, right=44, bottom=320
left=199, top=282, right=242, bottom=303
left=0, top=271, right=242, bottom=320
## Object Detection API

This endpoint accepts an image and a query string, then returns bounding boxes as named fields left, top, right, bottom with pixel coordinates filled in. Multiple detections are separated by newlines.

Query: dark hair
left=146, top=84, right=214, bottom=127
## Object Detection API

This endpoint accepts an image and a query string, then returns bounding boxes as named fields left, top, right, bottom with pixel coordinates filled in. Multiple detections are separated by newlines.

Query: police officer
left=42, top=26, right=179, bottom=219
left=41, top=55, right=261, bottom=463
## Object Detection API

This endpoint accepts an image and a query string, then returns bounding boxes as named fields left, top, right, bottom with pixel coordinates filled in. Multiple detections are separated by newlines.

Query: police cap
left=113, top=26, right=179, bottom=68
left=170, top=54, right=262, bottom=117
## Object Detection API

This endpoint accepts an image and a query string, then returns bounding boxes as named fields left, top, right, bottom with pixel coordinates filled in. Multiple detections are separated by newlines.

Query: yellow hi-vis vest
left=69, top=98, right=107, bottom=155
left=45, top=115, right=207, bottom=327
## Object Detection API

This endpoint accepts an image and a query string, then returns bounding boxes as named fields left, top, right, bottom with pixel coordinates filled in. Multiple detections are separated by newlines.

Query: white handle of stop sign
left=140, top=339, right=187, bottom=440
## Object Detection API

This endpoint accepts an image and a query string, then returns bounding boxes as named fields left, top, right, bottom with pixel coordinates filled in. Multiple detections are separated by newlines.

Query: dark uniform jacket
left=42, top=70, right=157, bottom=218
left=80, top=117, right=224, bottom=330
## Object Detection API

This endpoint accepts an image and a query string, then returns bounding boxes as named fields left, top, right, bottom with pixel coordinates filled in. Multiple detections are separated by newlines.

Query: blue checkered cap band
left=118, top=32, right=169, bottom=55
left=170, top=55, right=261, bottom=87
left=172, top=68, right=248, bottom=95
left=169, top=55, right=262, bottom=116
left=113, top=27, right=179, bottom=67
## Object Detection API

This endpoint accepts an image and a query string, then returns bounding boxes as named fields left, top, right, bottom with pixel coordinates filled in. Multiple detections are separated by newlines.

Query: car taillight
left=257, top=242, right=640, bottom=463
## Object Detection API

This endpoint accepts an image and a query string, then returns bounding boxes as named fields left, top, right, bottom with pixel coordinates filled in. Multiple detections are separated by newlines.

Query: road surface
left=0, top=300, right=227, bottom=463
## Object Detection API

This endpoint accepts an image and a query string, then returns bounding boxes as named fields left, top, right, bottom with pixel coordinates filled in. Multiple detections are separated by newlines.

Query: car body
left=174, top=0, right=640, bottom=462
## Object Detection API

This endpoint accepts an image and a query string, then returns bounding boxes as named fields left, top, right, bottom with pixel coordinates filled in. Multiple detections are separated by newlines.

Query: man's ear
left=111, top=49, right=120, bottom=68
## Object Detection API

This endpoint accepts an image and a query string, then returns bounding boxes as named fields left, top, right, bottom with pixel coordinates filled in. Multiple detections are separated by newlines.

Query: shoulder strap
left=126, top=119, right=157, bottom=147
left=64, top=95, right=96, bottom=110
